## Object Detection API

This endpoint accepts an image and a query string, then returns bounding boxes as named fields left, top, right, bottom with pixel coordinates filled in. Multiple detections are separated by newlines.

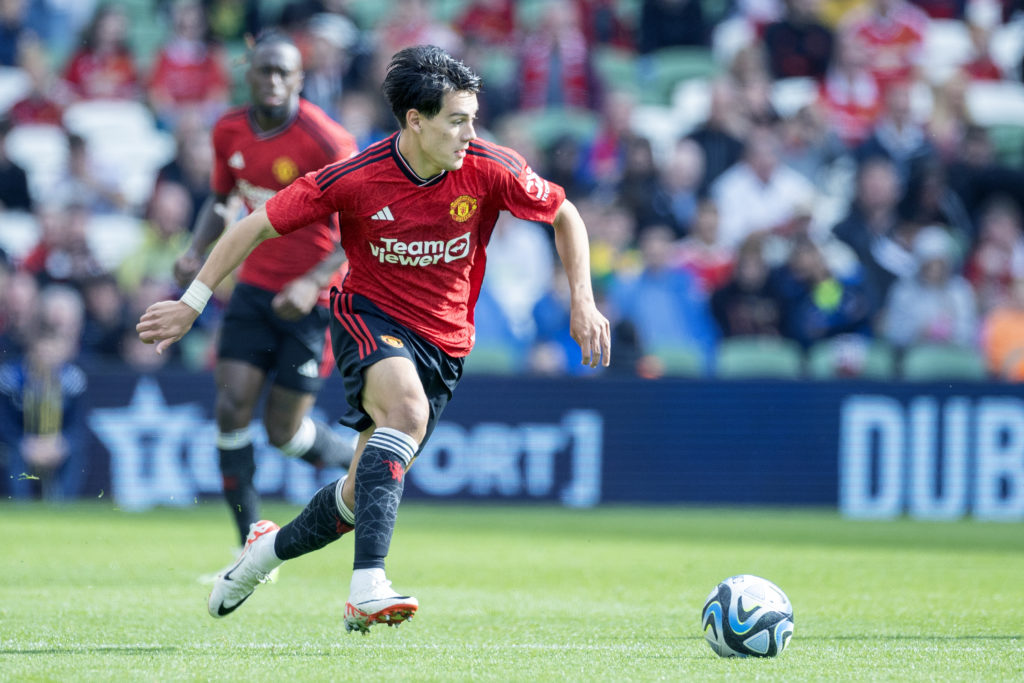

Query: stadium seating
left=3, top=123, right=68, bottom=199
left=461, top=344, right=518, bottom=375
left=715, top=336, right=804, bottom=379
left=0, top=66, right=30, bottom=114
left=649, top=345, right=705, bottom=378
left=900, top=344, right=989, bottom=381
left=806, top=337, right=896, bottom=380
left=519, top=106, right=602, bottom=149
left=0, top=210, right=38, bottom=261
left=86, top=213, right=144, bottom=272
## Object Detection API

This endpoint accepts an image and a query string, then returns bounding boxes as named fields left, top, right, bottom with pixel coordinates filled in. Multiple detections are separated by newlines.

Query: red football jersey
left=211, top=98, right=357, bottom=303
left=849, top=2, right=927, bottom=89
left=265, top=133, right=566, bottom=356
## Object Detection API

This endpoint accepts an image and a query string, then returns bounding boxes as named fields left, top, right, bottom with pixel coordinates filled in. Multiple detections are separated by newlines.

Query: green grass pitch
left=2, top=502, right=1022, bottom=681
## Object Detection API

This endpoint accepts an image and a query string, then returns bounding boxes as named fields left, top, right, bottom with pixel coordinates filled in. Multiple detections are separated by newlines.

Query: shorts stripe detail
left=335, top=293, right=377, bottom=359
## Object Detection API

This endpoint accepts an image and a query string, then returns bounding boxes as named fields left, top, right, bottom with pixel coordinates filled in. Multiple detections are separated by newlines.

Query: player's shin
left=273, top=476, right=355, bottom=560
left=351, top=428, right=417, bottom=571
left=218, top=428, right=258, bottom=546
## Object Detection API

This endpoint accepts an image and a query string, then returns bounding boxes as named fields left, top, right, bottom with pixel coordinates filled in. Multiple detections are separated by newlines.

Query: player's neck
left=396, top=131, right=442, bottom=180
left=250, top=103, right=297, bottom=134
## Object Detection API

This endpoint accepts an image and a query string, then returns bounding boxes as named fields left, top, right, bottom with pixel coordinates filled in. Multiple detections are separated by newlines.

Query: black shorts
left=217, top=282, right=331, bottom=394
left=329, top=289, right=464, bottom=446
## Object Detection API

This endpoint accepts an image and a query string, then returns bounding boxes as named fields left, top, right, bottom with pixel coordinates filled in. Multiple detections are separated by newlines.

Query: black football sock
left=352, top=428, right=418, bottom=570
left=274, top=477, right=354, bottom=560
left=304, top=420, right=355, bottom=468
left=219, top=443, right=258, bottom=546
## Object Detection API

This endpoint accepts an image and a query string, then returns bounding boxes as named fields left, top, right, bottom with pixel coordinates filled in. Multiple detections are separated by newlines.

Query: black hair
left=248, top=29, right=299, bottom=57
left=382, top=45, right=482, bottom=128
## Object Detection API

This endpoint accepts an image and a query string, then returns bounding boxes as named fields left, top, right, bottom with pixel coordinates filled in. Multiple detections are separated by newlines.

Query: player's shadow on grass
left=1, top=646, right=178, bottom=655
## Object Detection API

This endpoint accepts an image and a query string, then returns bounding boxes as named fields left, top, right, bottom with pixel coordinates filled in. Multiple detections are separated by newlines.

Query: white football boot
left=344, top=569, right=418, bottom=634
left=207, top=520, right=281, bottom=618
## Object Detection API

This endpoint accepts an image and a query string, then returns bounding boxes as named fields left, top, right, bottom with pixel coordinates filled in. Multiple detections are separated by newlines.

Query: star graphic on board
left=88, top=377, right=206, bottom=510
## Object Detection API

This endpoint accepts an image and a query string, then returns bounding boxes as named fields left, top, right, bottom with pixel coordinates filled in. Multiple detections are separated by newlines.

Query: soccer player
left=138, top=45, right=611, bottom=633
left=173, top=32, right=358, bottom=548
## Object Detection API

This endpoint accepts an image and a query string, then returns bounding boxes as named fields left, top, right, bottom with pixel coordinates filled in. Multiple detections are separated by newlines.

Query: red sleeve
left=264, top=171, right=341, bottom=235
left=494, top=154, right=566, bottom=224
left=209, top=123, right=234, bottom=195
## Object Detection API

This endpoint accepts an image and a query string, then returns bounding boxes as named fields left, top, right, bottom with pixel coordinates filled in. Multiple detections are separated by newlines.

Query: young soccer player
left=173, top=32, right=358, bottom=547
left=138, top=44, right=611, bottom=633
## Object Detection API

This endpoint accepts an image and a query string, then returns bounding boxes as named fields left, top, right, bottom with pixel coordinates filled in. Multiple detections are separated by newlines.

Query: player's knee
left=380, top=397, right=429, bottom=443
left=264, top=420, right=296, bottom=448
left=215, top=393, right=254, bottom=430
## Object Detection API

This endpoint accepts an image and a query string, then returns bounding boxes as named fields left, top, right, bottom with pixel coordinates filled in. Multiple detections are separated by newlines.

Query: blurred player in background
left=173, top=32, right=358, bottom=548
left=139, top=45, right=610, bottom=633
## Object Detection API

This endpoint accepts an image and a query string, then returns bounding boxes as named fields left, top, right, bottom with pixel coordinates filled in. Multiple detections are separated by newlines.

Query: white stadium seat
left=0, top=66, right=31, bottom=114
left=0, top=210, right=39, bottom=261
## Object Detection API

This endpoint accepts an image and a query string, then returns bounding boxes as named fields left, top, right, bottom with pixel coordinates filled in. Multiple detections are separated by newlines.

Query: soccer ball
left=701, top=574, right=794, bottom=657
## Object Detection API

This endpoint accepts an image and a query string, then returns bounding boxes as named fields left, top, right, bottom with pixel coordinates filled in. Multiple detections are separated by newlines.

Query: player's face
left=246, top=43, right=303, bottom=120
left=416, top=91, right=478, bottom=175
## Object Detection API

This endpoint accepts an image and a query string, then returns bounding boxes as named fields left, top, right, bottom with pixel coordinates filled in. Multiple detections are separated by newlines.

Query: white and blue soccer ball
left=701, top=574, right=794, bottom=657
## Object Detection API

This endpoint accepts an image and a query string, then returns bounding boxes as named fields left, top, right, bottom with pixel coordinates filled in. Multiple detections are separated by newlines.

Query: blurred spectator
left=376, top=0, right=461, bottom=62
left=898, top=158, right=974, bottom=249
left=636, top=0, right=708, bottom=52
left=147, top=0, right=231, bottom=129
left=514, top=0, right=600, bottom=111
left=155, top=110, right=213, bottom=228
left=711, top=124, right=817, bottom=251
left=649, top=137, right=705, bottom=236
left=582, top=198, right=643, bottom=293
left=673, top=197, right=735, bottom=292
left=455, top=0, right=516, bottom=48
left=617, top=135, right=669, bottom=231
left=62, top=3, right=140, bottom=101
left=580, top=89, right=637, bottom=192
left=576, top=0, right=634, bottom=49
left=763, top=0, right=835, bottom=81
left=711, top=235, right=785, bottom=336
left=881, top=224, right=978, bottom=348
left=965, top=197, right=1024, bottom=315
left=0, top=116, right=32, bottom=211
left=543, top=134, right=593, bottom=201
left=686, top=78, right=746, bottom=193
left=854, top=81, right=934, bottom=185
left=116, top=181, right=193, bottom=292
left=0, top=327, right=87, bottom=500
left=51, top=132, right=126, bottom=212
left=21, top=202, right=105, bottom=289
left=946, top=125, right=1024, bottom=223
left=962, top=2, right=1003, bottom=80
left=299, top=12, right=361, bottom=122
left=0, top=0, right=30, bottom=67
left=845, top=0, right=927, bottom=91
left=816, top=29, right=883, bottom=149
left=336, top=90, right=392, bottom=151
left=79, top=272, right=129, bottom=363
left=981, top=277, right=1024, bottom=380
left=7, top=39, right=66, bottom=126
left=770, top=234, right=872, bottom=346
left=38, top=279, right=85, bottom=344
left=832, top=156, right=915, bottom=316
left=0, top=268, right=39, bottom=357
left=779, top=103, right=841, bottom=181
left=609, top=225, right=718, bottom=371
left=482, top=213, right=555, bottom=342
left=203, top=0, right=261, bottom=44
left=729, top=42, right=780, bottom=126
left=927, top=70, right=971, bottom=162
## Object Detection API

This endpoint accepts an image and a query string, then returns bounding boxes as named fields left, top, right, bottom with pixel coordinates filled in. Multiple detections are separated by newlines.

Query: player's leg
left=265, top=308, right=355, bottom=469
left=213, top=358, right=266, bottom=546
left=343, top=355, right=427, bottom=633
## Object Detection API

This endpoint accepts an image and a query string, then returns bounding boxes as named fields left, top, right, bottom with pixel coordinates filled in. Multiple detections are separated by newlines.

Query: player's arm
left=272, top=245, right=347, bottom=320
left=173, top=193, right=236, bottom=287
left=551, top=198, right=611, bottom=368
left=137, top=207, right=278, bottom=354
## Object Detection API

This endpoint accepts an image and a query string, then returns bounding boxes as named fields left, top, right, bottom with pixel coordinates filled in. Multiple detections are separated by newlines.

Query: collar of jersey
left=392, top=133, right=447, bottom=187
left=246, top=105, right=298, bottom=139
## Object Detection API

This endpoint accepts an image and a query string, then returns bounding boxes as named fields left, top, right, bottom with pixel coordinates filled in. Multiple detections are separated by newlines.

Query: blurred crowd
left=4, top=0, right=1024, bottom=396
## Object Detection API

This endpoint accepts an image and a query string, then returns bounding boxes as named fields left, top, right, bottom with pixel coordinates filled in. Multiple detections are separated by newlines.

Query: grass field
left=1, top=502, right=1022, bottom=681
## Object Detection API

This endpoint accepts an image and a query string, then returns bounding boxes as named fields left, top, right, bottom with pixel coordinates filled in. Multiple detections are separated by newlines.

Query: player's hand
left=136, top=300, right=200, bottom=355
left=173, top=252, right=202, bottom=288
left=570, top=300, right=611, bottom=368
left=272, top=276, right=319, bottom=320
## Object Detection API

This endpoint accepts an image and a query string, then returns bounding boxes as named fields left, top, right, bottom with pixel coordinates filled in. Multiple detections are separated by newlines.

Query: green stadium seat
left=642, top=46, right=718, bottom=106
left=519, top=106, right=602, bottom=149
left=715, top=336, right=804, bottom=379
left=900, top=344, right=989, bottom=381
left=649, top=345, right=705, bottom=378
left=462, top=345, right=518, bottom=375
left=806, top=337, right=896, bottom=380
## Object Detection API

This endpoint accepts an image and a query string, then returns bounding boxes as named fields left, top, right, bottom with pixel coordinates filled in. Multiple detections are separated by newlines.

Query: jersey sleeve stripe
left=470, top=140, right=523, bottom=173
left=317, top=150, right=391, bottom=191
left=466, top=148, right=520, bottom=176
left=314, top=137, right=391, bottom=185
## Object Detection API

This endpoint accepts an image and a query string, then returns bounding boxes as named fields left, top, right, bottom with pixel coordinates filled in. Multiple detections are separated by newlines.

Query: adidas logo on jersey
left=228, top=151, right=245, bottom=169
left=370, top=206, right=394, bottom=221
left=296, top=359, right=319, bottom=378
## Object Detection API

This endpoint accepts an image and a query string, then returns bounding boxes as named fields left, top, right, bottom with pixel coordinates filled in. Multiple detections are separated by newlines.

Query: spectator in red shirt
left=845, top=0, right=927, bottom=90
left=147, top=0, right=230, bottom=129
left=62, top=3, right=140, bottom=101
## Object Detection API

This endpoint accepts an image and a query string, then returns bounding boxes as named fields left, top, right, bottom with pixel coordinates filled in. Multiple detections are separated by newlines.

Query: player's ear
left=405, top=109, right=421, bottom=132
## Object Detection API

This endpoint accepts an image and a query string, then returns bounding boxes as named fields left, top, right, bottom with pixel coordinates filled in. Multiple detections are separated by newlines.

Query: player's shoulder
left=311, top=135, right=394, bottom=190
left=296, top=99, right=357, bottom=155
left=466, top=138, right=527, bottom=177
left=212, top=105, right=250, bottom=135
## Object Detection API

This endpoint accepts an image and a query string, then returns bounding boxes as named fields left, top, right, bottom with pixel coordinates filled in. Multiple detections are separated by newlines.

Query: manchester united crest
left=272, top=156, right=299, bottom=184
left=380, top=334, right=405, bottom=348
left=449, top=195, right=478, bottom=223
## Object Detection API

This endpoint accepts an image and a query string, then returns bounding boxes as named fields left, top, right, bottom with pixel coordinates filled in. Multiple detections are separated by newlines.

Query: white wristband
left=180, top=280, right=213, bottom=314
